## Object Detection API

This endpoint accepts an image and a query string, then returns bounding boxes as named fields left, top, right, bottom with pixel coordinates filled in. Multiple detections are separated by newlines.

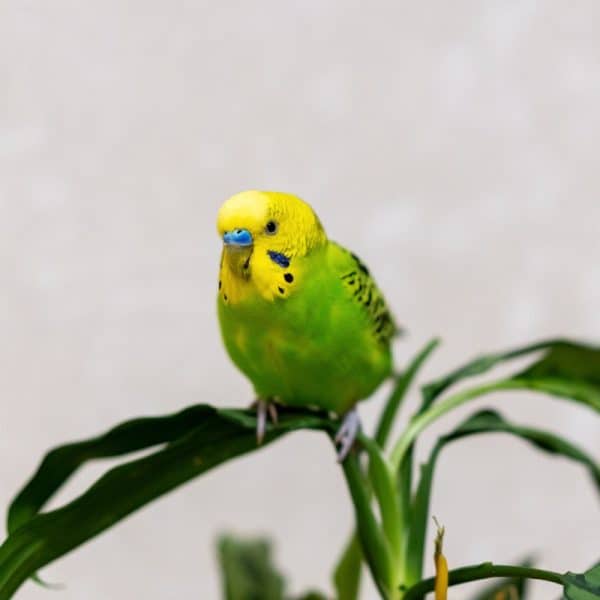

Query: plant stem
left=402, top=562, right=564, bottom=599
left=333, top=340, right=440, bottom=599
left=390, top=379, right=525, bottom=470
left=341, top=453, right=395, bottom=599
left=374, top=339, right=439, bottom=587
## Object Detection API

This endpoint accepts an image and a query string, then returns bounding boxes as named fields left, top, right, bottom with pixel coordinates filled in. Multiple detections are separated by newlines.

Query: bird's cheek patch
left=267, top=250, right=291, bottom=268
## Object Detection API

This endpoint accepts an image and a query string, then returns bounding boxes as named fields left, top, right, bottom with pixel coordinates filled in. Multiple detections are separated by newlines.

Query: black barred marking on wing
left=341, top=251, right=396, bottom=345
left=350, top=253, right=370, bottom=275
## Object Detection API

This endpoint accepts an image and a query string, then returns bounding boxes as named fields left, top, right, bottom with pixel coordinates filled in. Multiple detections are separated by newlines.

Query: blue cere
left=267, top=250, right=291, bottom=268
left=223, top=229, right=253, bottom=247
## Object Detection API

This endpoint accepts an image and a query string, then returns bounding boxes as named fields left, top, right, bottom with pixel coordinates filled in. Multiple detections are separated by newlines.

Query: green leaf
left=396, top=444, right=413, bottom=563
left=390, top=340, right=600, bottom=476
left=512, top=342, right=600, bottom=411
left=375, top=339, right=440, bottom=447
left=564, top=563, right=600, bottom=600
left=468, top=558, right=533, bottom=599
left=402, top=563, right=565, bottom=600
left=217, top=534, right=330, bottom=600
left=404, top=409, right=600, bottom=586
left=420, top=338, right=600, bottom=414
left=333, top=534, right=362, bottom=600
left=359, top=435, right=402, bottom=566
left=420, top=339, right=562, bottom=412
left=8, top=405, right=220, bottom=534
left=0, top=405, right=333, bottom=600
left=292, top=592, right=330, bottom=600
left=217, top=535, right=285, bottom=600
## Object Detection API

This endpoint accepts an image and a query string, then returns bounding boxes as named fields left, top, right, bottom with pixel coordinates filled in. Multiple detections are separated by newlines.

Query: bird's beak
left=223, top=228, right=253, bottom=247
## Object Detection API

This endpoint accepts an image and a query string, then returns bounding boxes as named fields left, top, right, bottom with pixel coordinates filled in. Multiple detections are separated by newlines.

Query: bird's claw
left=267, top=402, right=278, bottom=425
left=255, top=399, right=279, bottom=445
left=335, top=408, right=361, bottom=462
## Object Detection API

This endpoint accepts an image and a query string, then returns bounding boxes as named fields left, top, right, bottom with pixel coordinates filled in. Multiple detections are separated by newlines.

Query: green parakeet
left=217, top=190, right=397, bottom=459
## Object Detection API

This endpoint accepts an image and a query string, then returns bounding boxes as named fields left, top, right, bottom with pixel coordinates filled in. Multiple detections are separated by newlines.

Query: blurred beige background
left=1, top=2, right=599, bottom=599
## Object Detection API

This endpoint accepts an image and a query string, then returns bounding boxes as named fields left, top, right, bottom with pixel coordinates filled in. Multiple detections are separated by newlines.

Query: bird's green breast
left=217, top=242, right=393, bottom=414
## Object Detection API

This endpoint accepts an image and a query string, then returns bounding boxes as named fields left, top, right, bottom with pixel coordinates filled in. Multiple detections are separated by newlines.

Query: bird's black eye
left=265, top=220, right=278, bottom=234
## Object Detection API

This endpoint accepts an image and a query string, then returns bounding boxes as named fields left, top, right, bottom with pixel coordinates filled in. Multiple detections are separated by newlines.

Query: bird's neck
left=219, top=243, right=307, bottom=305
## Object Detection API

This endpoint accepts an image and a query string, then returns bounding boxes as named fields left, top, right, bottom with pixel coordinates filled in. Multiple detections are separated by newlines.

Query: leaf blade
left=333, top=534, right=362, bottom=600
left=217, top=535, right=285, bottom=600
left=360, top=435, right=403, bottom=566
left=511, top=341, right=600, bottom=412
left=405, top=409, right=600, bottom=586
left=468, top=557, right=534, bottom=600
left=563, top=563, right=600, bottom=600
left=420, top=339, right=563, bottom=412
left=7, top=405, right=218, bottom=534
left=0, top=406, right=332, bottom=600
left=375, top=339, right=440, bottom=446
left=420, top=339, right=600, bottom=414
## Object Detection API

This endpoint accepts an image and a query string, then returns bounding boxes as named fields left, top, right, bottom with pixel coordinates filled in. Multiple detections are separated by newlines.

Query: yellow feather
left=217, top=190, right=326, bottom=304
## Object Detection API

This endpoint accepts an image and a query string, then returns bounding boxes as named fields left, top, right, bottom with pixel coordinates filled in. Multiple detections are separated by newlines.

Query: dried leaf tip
left=433, top=517, right=448, bottom=600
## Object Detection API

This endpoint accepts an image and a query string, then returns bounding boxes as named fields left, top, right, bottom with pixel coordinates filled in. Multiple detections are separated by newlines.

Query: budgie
left=217, top=190, right=397, bottom=460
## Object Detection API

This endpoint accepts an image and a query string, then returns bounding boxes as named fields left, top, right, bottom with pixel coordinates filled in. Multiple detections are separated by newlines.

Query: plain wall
left=1, top=2, right=599, bottom=598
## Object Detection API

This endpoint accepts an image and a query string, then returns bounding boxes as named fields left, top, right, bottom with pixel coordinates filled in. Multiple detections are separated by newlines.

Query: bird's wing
left=329, top=241, right=399, bottom=346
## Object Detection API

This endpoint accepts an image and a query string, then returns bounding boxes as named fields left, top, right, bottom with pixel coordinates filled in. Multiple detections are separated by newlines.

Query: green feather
left=218, top=240, right=395, bottom=414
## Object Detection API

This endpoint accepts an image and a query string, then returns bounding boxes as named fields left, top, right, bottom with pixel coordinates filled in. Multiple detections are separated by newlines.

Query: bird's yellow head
left=217, top=190, right=327, bottom=261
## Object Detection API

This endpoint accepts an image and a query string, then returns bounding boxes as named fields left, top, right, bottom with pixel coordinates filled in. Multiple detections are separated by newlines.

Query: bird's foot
left=334, top=408, right=361, bottom=462
left=253, top=398, right=279, bottom=445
